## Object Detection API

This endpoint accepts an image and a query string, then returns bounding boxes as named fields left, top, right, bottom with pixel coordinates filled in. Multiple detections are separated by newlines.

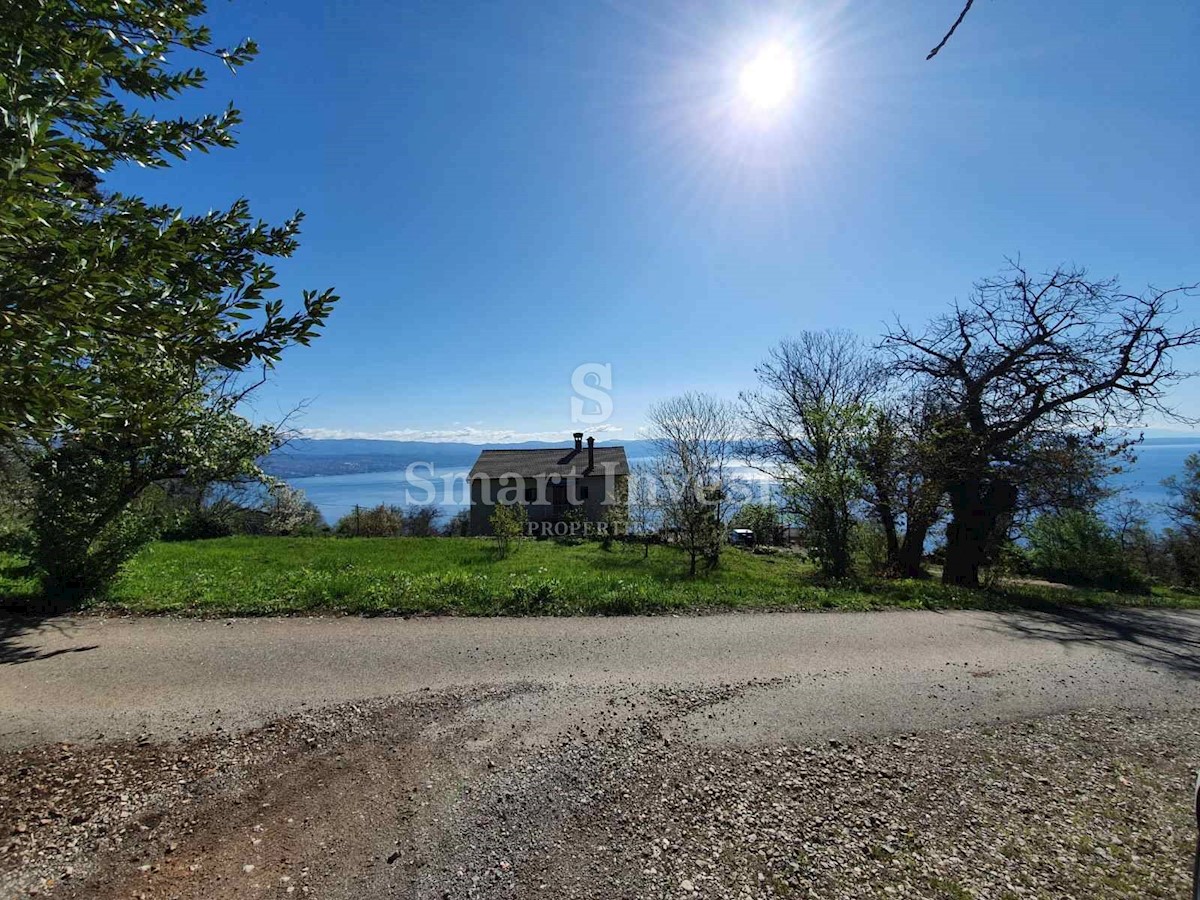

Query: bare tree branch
left=927, top=0, right=977, bottom=60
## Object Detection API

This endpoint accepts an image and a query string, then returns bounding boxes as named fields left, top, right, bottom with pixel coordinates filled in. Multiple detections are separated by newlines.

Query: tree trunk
left=876, top=499, right=901, bottom=571
left=942, top=478, right=1016, bottom=587
left=896, top=520, right=929, bottom=579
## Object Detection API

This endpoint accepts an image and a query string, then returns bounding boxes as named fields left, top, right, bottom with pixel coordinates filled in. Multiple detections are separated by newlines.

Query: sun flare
left=738, top=43, right=796, bottom=111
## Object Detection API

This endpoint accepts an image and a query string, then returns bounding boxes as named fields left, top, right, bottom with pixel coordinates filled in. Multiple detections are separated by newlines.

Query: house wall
left=468, top=471, right=629, bottom=536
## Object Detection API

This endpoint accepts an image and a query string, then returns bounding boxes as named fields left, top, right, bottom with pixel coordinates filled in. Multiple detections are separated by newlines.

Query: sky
left=105, top=0, right=1200, bottom=443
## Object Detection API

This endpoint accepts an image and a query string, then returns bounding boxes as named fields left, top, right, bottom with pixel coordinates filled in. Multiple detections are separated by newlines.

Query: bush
left=1024, top=510, right=1148, bottom=593
left=444, top=508, right=471, bottom=537
left=29, top=444, right=159, bottom=600
left=490, top=504, right=527, bottom=557
left=403, top=504, right=441, bottom=537
left=160, top=506, right=236, bottom=541
left=262, top=482, right=325, bottom=536
left=854, top=521, right=891, bottom=576
left=335, top=504, right=405, bottom=537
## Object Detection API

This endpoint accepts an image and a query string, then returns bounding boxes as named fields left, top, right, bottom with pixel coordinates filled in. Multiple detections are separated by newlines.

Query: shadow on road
left=0, top=615, right=97, bottom=666
left=989, top=604, right=1200, bottom=678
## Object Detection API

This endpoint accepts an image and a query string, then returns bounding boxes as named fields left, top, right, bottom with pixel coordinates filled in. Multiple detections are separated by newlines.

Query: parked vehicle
left=729, top=528, right=756, bottom=547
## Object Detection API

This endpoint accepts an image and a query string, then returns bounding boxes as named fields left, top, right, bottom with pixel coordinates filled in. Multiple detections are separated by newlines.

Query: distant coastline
left=265, top=436, right=1200, bottom=527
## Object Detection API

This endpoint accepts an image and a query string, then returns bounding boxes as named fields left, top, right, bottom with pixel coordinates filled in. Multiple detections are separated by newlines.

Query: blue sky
left=107, top=1, right=1200, bottom=443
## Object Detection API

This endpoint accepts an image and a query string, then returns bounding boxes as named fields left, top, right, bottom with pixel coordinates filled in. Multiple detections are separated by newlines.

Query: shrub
left=403, top=504, right=441, bottom=537
left=262, top=482, right=325, bottom=536
left=490, top=504, right=527, bottom=557
left=29, top=444, right=160, bottom=601
left=335, top=504, right=405, bottom=537
left=556, top=507, right=587, bottom=546
left=854, top=521, right=891, bottom=576
left=159, top=506, right=236, bottom=541
left=444, top=508, right=471, bottom=537
left=601, top=502, right=628, bottom=550
left=1024, top=510, right=1147, bottom=593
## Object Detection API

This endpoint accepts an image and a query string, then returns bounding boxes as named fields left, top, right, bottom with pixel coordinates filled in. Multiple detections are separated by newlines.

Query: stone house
left=468, top=433, right=629, bottom=536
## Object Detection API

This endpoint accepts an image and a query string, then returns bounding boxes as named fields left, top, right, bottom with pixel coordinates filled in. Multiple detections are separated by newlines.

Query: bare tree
left=740, top=331, right=881, bottom=578
left=885, top=262, right=1200, bottom=587
left=646, top=392, right=740, bottom=576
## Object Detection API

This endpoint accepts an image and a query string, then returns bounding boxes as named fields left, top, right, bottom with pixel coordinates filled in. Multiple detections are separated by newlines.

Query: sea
left=284, top=438, right=1200, bottom=530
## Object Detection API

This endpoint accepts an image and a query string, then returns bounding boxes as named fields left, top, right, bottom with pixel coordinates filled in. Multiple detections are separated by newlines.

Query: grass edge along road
left=2, top=536, right=1198, bottom=618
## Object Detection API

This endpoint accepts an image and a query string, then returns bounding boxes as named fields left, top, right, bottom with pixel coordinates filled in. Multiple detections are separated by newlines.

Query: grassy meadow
left=3, top=536, right=1199, bottom=617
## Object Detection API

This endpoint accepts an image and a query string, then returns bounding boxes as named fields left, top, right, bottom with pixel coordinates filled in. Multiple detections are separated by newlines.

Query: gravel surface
left=2, top=681, right=1197, bottom=899
left=3, top=609, right=1199, bottom=898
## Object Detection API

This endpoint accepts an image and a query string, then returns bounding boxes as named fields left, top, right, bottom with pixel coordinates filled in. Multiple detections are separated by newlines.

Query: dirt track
left=3, top=609, right=1199, bottom=898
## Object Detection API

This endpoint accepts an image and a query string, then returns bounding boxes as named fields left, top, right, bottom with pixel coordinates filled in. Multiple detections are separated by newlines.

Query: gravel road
left=2, top=608, right=1199, bottom=898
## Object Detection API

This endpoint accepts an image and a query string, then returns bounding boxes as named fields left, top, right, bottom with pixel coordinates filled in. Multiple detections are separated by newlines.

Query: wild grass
left=3, top=536, right=1198, bottom=617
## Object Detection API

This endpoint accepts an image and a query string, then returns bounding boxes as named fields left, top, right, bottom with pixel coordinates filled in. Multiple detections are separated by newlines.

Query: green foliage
left=854, top=521, right=891, bottom=576
left=784, top=427, right=866, bottom=580
left=0, top=446, right=33, bottom=552
left=554, top=506, right=588, bottom=545
left=1, top=0, right=338, bottom=439
left=3, top=536, right=1193, bottom=618
left=2, top=1, right=339, bottom=598
left=335, top=504, right=405, bottom=537
left=490, top=503, right=527, bottom=557
left=1159, top=454, right=1200, bottom=587
left=1024, top=510, right=1147, bottom=593
left=730, top=502, right=781, bottom=546
left=601, top=500, right=629, bottom=549
left=29, top=373, right=273, bottom=598
left=742, top=334, right=877, bottom=579
left=444, top=508, right=471, bottom=537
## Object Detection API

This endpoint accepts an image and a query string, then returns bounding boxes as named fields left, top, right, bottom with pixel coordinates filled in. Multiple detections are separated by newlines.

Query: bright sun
left=738, top=43, right=796, bottom=111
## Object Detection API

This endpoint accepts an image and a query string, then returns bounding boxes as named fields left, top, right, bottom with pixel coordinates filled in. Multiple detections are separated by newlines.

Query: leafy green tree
left=1, top=0, right=337, bottom=440
left=1161, top=454, right=1200, bottom=587
left=2, top=1, right=339, bottom=597
left=31, top=366, right=273, bottom=597
left=1023, top=509, right=1146, bottom=593
left=856, top=392, right=948, bottom=578
left=741, top=332, right=879, bottom=578
left=0, top=444, right=33, bottom=551
left=490, top=503, right=527, bottom=558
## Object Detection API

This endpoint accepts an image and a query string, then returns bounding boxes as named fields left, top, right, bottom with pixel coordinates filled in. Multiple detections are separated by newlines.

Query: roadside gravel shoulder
left=3, top=679, right=1197, bottom=899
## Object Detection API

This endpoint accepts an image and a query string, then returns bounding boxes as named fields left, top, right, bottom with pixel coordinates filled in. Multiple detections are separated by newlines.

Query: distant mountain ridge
left=262, top=438, right=651, bottom=478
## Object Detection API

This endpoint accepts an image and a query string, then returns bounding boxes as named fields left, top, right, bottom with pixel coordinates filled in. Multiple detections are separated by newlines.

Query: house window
left=525, top=485, right=537, bottom=503
left=579, top=485, right=589, bottom=500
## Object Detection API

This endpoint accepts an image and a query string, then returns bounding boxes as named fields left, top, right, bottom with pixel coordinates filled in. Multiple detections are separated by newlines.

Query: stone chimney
left=573, top=432, right=583, bottom=451
left=587, top=435, right=595, bottom=470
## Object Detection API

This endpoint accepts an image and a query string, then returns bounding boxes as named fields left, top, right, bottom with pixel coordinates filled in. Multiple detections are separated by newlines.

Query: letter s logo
left=570, top=363, right=613, bottom=424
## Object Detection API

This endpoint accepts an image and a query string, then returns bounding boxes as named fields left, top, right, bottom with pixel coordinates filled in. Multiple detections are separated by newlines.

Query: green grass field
left=3, top=536, right=1198, bottom=617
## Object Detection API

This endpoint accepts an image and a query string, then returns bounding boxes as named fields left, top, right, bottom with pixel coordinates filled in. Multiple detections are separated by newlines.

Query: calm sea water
left=286, top=441, right=1200, bottom=529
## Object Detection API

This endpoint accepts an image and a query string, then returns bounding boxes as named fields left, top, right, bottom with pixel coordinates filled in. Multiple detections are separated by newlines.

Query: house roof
left=469, top=446, right=629, bottom=480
